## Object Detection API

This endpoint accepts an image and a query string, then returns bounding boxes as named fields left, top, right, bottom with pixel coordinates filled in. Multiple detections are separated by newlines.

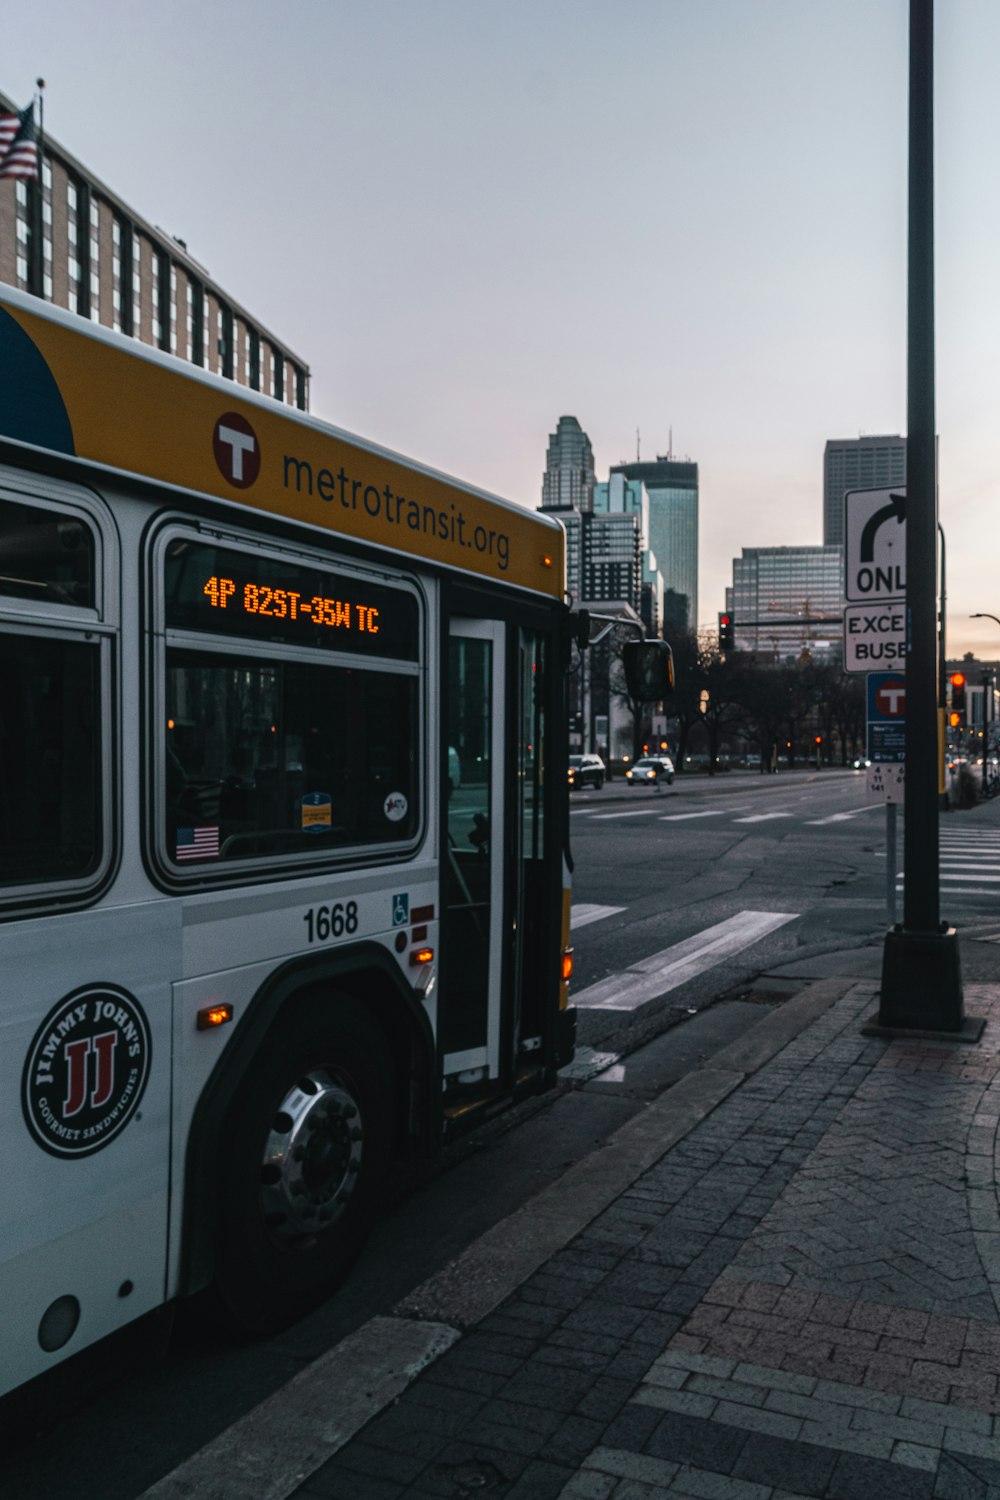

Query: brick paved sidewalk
left=294, top=980, right=1000, bottom=1500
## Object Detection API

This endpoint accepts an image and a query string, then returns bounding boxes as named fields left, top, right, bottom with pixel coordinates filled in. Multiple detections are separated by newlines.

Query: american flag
left=176, top=826, right=221, bottom=861
left=0, top=104, right=39, bottom=181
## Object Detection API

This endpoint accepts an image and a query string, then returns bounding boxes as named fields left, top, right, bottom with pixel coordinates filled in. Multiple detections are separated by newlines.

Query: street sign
left=844, top=602, right=906, bottom=672
left=866, top=672, right=906, bottom=762
left=866, top=761, right=904, bottom=803
left=867, top=673, right=906, bottom=720
left=844, top=488, right=906, bottom=603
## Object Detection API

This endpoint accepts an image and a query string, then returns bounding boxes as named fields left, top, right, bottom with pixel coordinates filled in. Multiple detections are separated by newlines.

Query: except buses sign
left=843, top=488, right=906, bottom=674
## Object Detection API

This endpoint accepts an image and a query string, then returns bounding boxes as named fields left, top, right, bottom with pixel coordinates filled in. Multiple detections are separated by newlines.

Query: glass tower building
left=726, top=545, right=844, bottom=662
left=611, top=458, right=698, bottom=634
left=541, top=416, right=596, bottom=514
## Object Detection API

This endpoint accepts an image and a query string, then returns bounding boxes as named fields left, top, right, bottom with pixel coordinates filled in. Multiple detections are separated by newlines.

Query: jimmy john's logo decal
left=22, top=986, right=152, bottom=1158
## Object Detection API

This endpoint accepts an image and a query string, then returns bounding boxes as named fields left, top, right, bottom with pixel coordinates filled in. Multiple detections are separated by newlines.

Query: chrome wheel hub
left=259, top=1068, right=363, bottom=1244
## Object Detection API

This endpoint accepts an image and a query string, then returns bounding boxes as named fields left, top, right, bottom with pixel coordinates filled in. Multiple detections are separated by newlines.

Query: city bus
left=0, top=283, right=582, bottom=1398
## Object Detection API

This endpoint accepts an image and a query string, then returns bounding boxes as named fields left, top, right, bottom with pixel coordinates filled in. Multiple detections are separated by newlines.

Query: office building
left=726, top=545, right=844, bottom=662
left=541, top=415, right=596, bottom=514
left=823, top=436, right=906, bottom=547
left=611, top=457, right=698, bottom=635
left=0, top=88, right=309, bottom=407
left=593, top=473, right=663, bottom=632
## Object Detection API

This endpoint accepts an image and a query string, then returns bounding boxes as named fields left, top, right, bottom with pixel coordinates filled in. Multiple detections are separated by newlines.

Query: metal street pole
left=938, top=522, right=948, bottom=808
left=877, top=0, right=966, bottom=1034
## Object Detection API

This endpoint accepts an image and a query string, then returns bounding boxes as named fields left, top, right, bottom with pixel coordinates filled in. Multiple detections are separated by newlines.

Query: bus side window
left=0, top=633, right=102, bottom=888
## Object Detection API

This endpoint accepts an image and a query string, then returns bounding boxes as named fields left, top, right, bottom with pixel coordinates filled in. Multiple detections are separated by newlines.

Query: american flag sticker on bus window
left=176, top=827, right=220, bottom=861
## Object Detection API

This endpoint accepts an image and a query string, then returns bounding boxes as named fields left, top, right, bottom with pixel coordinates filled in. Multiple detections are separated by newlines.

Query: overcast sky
left=6, top=0, right=1000, bottom=654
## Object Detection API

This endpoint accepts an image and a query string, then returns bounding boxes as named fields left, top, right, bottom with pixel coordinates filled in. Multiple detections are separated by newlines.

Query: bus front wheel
left=212, top=994, right=394, bottom=1333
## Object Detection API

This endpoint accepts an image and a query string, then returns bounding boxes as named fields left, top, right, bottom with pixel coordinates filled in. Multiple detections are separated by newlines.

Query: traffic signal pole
left=875, top=0, right=970, bottom=1035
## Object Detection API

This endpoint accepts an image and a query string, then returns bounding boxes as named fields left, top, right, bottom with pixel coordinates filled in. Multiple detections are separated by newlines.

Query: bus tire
left=211, top=992, right=394, bottom=1333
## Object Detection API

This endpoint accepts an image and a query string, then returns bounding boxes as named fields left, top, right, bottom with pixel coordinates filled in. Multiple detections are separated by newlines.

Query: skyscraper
left=611, top=458, right=698, bottom=635
left=823, top=436, right=906, bottom=547
left=591, top=475, right=647, bottom=618
left=541, top=415, right=596, bottom=514
left=726, top=545, right=844, bottom=662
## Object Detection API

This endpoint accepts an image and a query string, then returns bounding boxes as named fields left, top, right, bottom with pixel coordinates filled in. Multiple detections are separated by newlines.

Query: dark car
left=568, top=754, right=606, bottom=790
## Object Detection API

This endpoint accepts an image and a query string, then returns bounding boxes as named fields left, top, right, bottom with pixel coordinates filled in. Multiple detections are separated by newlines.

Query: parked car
left=568, top=753, right=606, bottom=790
left=625, top=755, right=674, bottom=787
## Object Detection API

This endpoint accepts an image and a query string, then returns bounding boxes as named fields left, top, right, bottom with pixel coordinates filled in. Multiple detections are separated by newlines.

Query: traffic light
left=718, top=612, right=735, bottom=653
left=949, top=711, right=962, bottom=729
left=950, top=672, right=966, bottom=724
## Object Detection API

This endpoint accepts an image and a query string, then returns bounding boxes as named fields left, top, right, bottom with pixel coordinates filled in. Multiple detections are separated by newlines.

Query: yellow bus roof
left=0, top=285, right=565, bottom=600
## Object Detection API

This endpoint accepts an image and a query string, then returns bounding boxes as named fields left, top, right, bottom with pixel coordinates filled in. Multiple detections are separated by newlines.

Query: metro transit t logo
left=213, top=412, right=261, bottom=489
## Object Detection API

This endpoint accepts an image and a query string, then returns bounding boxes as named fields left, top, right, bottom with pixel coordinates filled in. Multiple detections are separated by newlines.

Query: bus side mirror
left=623, top=639, right=675, bottom=701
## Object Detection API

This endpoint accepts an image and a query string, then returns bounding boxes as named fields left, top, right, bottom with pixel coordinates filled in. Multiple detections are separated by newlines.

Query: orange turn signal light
left=410, top=947, right=435, bottom=967
left=197, top=1002, right=234, bottom=1031
left=561, top=948, right=574, bottom=982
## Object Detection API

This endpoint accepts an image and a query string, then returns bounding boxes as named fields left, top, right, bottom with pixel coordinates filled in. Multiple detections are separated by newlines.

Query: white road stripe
left=572, top=910, right=798, bottom=1011
left=932, top=889, right=1000, bottom=897
left=590, top=808, right=669, bottom=819
left=658, top=810, right=732, bottom=822
left=805, top=806, right=884, bottom=825
left=732, top=813, right=793, bottom=824
left=940, top=862, right=1000, bottom=872
left=571, top=903, right=625, bottom=930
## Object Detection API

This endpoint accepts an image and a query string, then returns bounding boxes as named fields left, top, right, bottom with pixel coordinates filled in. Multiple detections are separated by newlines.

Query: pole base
left=861, top=1011, right=984, bottom=1043
left=877, top=924, right=964, bottom=1032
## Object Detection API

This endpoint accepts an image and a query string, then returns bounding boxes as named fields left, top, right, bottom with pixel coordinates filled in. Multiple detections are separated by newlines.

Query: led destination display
left=164, top=538, right=418, bottom=660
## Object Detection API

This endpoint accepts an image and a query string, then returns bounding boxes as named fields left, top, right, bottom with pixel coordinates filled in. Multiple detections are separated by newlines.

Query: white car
left=625, top=755, right=674, bottom=787
left=568, top=753, right=606, bottom=790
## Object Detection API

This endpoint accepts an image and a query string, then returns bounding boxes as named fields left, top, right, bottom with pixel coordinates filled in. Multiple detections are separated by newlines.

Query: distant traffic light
left=718, top=612, right=735, bottom=653
left=950, top=672, right=966, bottom=724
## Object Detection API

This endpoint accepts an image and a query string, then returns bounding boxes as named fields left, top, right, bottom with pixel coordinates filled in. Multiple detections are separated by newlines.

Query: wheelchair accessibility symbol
left=392, top=893, right=409, bottom=927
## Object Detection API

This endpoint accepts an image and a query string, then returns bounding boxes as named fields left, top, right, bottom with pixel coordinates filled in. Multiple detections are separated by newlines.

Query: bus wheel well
left=289, top=966, right=433, bottom=1158
left=180, top=953, right=435, bottom=1304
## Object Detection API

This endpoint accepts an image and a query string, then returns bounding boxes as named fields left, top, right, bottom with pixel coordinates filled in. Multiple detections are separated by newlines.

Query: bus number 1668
left=303, top=901, right=359, bottom=943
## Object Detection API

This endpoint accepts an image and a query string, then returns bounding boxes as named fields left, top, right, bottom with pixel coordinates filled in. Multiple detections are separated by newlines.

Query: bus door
left=440, top=618, right=505, bottom=1080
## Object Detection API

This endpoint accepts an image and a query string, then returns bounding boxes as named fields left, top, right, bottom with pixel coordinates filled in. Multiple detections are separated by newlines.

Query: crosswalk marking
left=894, top=824, right=1000, bottom=903
left=570, top=903, right=625, bottom=930
left=572, top=910, right=798, bottom=1012
left=590, top=808, right=669, bottom=819
left=732, top=813, right=793, bottom=824
left=658, top=810, right=737, bottom=822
